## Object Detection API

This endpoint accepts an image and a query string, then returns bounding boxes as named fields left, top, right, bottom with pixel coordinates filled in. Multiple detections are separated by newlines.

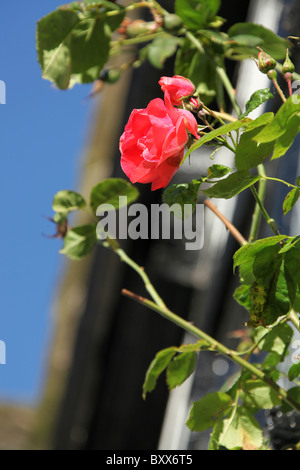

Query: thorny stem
left=102, top=237, right=167, bottom=309
left=185, top=32, right=243, bottom=118
left=204, top=199, right=248, bottom=246
left=261, top=175, right=299, bottom=191
left=250, top=185, right=280, bottom=236
left=122, top=288, right=300, bottom=413
left=248, top=164, right=267, bottom=242
left=271, top=77, right=287, bottom=103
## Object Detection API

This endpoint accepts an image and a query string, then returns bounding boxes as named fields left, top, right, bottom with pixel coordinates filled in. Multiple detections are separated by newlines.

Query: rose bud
left=159, top=75, right=195, bottom=106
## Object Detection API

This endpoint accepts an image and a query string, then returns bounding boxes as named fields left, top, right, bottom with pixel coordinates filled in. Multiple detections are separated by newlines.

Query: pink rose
left=159, top=75, right=195, bottom=106
left=120, top=91, right=199, bottom=190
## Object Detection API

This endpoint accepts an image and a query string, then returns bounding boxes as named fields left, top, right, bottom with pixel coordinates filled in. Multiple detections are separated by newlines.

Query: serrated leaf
left=202, top=170, right=261, bottom=199
left=281, top=386, right=300, bottom=413
left=209, top=407, right=263, bottom=450
left=283, top=187, right=300, bottom=215
left=184, top=119, right=250, bottom=162
left=175, top=0, right=221, bottom=30
left=233, top=236, right=287, bottom=271
left=241, top=89, right=274, bottom=118
left=91, top=178, right=139, bottom=214
left=175, top=38, right=219, bottom=105
left=36, top=7, right=124, bottom=89
left=255, top=323, right=294, bottom=358
left=235, top=125, right=275, bottom=171
left=227, top=22, right=290, bottom=60
left=272, top=114, right=300, bottom=160
left=241, top=380, right=282, bottom=409
left=288, top=363, right=300, bottom=382
left=254, top=97, right=300, bottom=144
left=162, top=179, right=203, bottom=218
left=207, top=164, right=232, bottom=179
left=142, top=347, right=176, bottom=399
left=166, top=351, right=197, bottom=390
left=186, top=392, right=232, bottom=432
left=60, top=223, right=97, bottom=260
left=278, top=235, right=300, bottom=254
left=142, top=36, right=181, bottom=70
left=284, top=238, right=300, bottom=308
left=52, top=190, right=86, bottom=213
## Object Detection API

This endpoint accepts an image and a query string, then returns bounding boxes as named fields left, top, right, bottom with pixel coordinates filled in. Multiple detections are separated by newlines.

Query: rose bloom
left=159, top=75, right=195, bottom=106
left=120, top=91, right=199, bottom=191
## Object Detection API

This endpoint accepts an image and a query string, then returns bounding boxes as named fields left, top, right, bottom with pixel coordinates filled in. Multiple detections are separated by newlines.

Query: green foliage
left=288, top=363, right=300, bottom=382
left=254, top=97, right=300, bottom=143
left=175, top=37, right=220, bottom=104
left=162, top=179, right=203, bottom=217
left=207, top=164, right=232, bottom=179
left=208, top=406, right=263, bottom=450
left=175, top=0, right=221, bottom=30
left=90, top=178, right=139, bottom=213
left=186, top=392, right=232, bottom=432
left=184, top=119, right=250, bottom=161
left=241, top=89, right=274, bottom=118
left=52, top=190, right=86, bottom=213
left=202, top=171, right=261, bottom=199
left=36, top=2, right=125, bottom=89
left=39, top=0, right=300, bottom=451
left=226, top=22, right=290, bottom=60
left=166, top=351, right=197, bottom=390
left=60, top=223, right=97, bottom=259
left=141, top=36, right=182, bottom=69
left=283, top=187, right=300, bottom=215
left=235, top=125, right=275, bottom=170
left=143, top=341, right=208, bottom=398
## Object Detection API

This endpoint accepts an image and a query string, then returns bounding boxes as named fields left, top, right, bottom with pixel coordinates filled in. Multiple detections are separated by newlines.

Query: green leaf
left=90, top=178, right=139, bottom=214
left=202, top=170, right=261, bottom=199
left=166, top=351, right=197, bottom=390
left=288, top=363, right=300, bottom=382
left=227, top=22, right=290, bottom=60
left=241, top=89, right=274, bottom=118
left=278, top=235, right=300, bottom=254
left=254, top=97, right=300, bottom=144
left=281, top=386, right=300, bottom=413
left=61, top=0, right=121, bottom=11
left=272, top=114, right=300, bottom=160
left=234, top=242, right=292, bottom=327
left=235, top=125, right=275, bottom=171
left=162, top=179, right=203, bottom=218
left=255, top=323, right=294, bottom=358
left=241, top=380, right=282, bottom=409
left=284, top=238, right=300, bottom=307
left=175, top=38, right=219, bottom=105
left=36, top=7, right=124, bottom=89
left=233, top=236, right=287, bottom=271
left=283, top=187, right=300, bottom=215
left=209, top=407, right=263, bottom=450
left=52, top=190, right=86, bottom=213
left=60, top=223, right=97, bottom=260
left=53, top=212, right=68, bottom=224
left=184, top=119, right=250, bottom=161
left=186, top=392, right=232, bottom=432
left=175, top=0, right=221, bottom=30
left=142, top=347, right=176, bottom=399
left=207, top=164, right=232, bottom=179
left=141, top=36, right=181, bottom=70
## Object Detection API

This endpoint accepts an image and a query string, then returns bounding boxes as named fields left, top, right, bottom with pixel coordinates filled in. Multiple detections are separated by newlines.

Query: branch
left=204, top=199, right=248, bottom=246
left=121, top=288, right=300, bottom=413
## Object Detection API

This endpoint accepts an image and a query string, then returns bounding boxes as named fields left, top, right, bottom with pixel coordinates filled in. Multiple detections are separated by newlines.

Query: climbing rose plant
left=38, top=0, right=300, bottom=450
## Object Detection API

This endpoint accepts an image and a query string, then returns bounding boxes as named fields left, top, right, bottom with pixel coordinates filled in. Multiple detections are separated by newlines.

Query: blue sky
left=0, top=1, right=96, bottom=403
